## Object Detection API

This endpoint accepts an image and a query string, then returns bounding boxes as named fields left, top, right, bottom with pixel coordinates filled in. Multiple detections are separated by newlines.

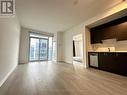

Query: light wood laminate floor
left=0, top=61, right=127, bottom=95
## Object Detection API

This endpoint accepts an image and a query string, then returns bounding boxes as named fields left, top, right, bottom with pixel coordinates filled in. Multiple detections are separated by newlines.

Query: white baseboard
left=0, top=65, right=17, bottom=87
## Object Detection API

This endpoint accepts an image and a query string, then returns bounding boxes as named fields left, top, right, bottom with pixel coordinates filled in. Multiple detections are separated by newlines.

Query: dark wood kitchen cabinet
left=116, top=22, right=127, bottom=41
left=91, top=30, right=102, bottom=44
left=90, top=16, right=127, bottom=44
left=99, top=52, right=127, bottom=76
left=91, top=27, right=116, bottom=44
left=115, top=53, right=127, bottom=75
left=89, top=52, right=127, bottom=76
left=98, top=52, right=116, bottom=73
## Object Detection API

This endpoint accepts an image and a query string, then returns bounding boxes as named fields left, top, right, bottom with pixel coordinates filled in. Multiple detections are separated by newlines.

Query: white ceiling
left=16, top=0, right=123, bottom=33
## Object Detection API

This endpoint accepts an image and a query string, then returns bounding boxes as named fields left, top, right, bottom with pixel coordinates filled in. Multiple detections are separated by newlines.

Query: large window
left=29, top=33, right=53, bottom=62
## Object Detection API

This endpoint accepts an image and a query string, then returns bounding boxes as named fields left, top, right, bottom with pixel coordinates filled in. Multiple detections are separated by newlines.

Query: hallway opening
left=73, top=34, right=83, bottom=65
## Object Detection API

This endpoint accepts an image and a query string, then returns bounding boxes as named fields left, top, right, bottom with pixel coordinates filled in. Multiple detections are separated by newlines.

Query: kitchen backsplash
left=91, top=39, right=127, bottom=52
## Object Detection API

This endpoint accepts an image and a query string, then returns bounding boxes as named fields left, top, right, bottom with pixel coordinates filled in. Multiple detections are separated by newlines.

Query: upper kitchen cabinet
left=91, top=29, right=102, bottom=44
left=90, top=16, right=127, bottom=44
left=116, top=22, right=127, bottom=41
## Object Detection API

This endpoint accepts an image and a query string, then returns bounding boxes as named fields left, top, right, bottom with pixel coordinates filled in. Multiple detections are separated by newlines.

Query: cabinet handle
left=116, top=53, right=118, bottom=56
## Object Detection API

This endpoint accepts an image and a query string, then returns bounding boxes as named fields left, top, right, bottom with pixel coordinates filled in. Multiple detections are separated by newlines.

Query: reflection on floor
left=73, top=61, right=83, bottom=65
left=0, top=61, right=127, bottom=95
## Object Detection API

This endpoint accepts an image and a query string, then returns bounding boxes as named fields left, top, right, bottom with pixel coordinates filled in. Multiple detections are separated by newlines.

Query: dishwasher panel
left=89, top=53, right=98, bottom=67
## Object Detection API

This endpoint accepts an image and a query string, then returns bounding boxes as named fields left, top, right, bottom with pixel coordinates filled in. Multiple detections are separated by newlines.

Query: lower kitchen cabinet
left=98, top=53, right=116, bottom=73
left=89, top=52, right=127, bottom=76
left=115, top=53, right=127, bottom=76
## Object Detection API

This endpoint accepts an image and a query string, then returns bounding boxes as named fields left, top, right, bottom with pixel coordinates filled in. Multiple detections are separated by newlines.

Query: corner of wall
left=0, top=65, right=17, bottom=87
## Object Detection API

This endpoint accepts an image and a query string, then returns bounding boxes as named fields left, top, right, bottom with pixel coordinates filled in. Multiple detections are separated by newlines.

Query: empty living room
left=0, top=0, right=127, bottom=95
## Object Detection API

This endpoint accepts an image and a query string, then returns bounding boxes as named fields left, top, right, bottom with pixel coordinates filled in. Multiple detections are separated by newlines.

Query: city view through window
left=29, top=33, right=53, bottom=62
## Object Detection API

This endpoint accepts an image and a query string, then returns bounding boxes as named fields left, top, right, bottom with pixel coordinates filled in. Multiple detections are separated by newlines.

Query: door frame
left=72, top=33, right=83, bottom=65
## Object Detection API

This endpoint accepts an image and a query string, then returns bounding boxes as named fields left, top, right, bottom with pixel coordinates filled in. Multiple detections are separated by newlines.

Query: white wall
left=63, top=1, right=127, bottom=66
left=63, top=24, right=85, bottom=64
left=19, top=27, right=29, bottom=63
left=52, top=33, right=57, bottom=61
left=0, top=17, right=20, bottom=86
left=57, top=32, right=63, bottom=62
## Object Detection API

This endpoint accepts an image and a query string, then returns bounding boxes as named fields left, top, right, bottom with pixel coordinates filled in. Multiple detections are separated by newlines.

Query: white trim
left=0, top=65, right=17, bottom=87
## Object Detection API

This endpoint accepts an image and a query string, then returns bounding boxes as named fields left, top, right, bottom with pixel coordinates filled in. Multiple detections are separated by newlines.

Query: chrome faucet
left=108, top=48, right=110, bottom=52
